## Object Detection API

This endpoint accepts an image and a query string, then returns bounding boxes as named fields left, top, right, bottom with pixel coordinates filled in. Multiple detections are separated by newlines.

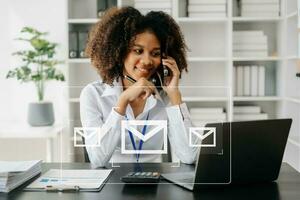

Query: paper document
left=25, top=169, right=113, bottom=192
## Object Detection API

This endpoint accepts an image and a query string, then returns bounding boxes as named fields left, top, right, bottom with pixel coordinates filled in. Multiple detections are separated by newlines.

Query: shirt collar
left=101, top=78, right=123, bottom=97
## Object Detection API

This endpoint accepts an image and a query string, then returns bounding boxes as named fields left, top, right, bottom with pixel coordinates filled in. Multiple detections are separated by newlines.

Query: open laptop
left=162, top=119, right=292, bottom=191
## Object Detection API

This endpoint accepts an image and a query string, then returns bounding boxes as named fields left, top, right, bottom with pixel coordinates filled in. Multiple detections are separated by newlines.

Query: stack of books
left=234, top=65, right=265, bottom=96
left=189, top=107, right=226, bottom=126
left=0, top=160, right=41, bottom=193
left=241, top=0, right=280, bottom=17
left=188, top=0, right=227, bottom=18
left=233, top=31, right=268, bottom=57
left=233, top=106, right=268, bottom=121
left=134, top=0, right=172, bottom=15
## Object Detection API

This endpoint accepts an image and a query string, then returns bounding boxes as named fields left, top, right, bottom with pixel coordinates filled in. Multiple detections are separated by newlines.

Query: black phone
left=150, top=55, right=170, bottom=90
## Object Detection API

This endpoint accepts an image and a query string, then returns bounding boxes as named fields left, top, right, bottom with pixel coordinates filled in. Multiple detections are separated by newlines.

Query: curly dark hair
left=85, top=6, right=188, bottom=85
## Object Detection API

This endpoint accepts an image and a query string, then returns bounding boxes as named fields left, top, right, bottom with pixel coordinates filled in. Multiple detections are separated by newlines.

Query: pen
left=124, top=75, right=156, bottom=96
left=45, top=185, right=80, bottom=192
left=124, top=74, right=136, bottom=84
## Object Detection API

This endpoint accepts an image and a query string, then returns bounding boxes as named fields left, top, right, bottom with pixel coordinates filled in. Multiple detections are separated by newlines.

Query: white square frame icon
left=189, top=127, right=216, bottom=147
left=74, top=127, right=102, bottom=147
left=121, top=120, right=168, bottom=154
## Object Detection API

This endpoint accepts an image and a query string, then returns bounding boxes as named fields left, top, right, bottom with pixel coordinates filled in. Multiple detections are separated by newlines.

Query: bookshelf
left=66, top=0, right=300, bottom=170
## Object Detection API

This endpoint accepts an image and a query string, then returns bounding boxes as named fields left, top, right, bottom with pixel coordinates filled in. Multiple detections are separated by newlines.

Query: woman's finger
left=162, top=60, right=180, bottom=77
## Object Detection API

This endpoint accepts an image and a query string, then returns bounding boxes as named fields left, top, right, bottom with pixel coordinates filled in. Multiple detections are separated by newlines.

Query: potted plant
left=6, top=27, right=65, bottom=126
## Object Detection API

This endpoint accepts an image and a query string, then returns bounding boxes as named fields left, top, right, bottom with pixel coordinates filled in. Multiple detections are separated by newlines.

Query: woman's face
left=123, top=31, right=161, bottom=80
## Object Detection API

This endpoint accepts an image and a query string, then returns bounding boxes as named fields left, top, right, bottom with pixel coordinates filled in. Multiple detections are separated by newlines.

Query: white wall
left=0, top=0, right=67, bottom=124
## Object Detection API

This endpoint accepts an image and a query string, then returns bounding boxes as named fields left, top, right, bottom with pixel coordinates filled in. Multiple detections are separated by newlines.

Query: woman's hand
left=162, top=56, right=182, bottom=105
left=115, top=78, right=156, bottom=115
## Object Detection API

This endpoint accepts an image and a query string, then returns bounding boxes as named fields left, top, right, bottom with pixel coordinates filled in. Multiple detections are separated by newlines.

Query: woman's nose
left=140, top=55, right=153, bottom=66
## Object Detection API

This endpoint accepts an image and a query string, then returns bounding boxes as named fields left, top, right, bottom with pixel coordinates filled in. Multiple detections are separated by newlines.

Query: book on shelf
left=233, top=66, right=237, bottom=96
left=250, top=65, right=259, bottom=96
left=233, top=113, right=268, bottom=121
left=233, top=106, right=261, bottom=114
left=191, top=113, right=226, bottom=120
left=233, top=44, right=268, bottom=51
left=233, top=51, right=268, bottom=57
left=258, top=66, right=265, bottom=96
left=234, top=65, right=266, bottom=97
left=135, top=0, right=170, bottom=2
left=242, top=0, right=279, bottom=4
left=189, top=0, right=227, bottom=4
left=233, top=36, right=267, bottom=44
left=243, top=66, right=251, bottom=96
left=78, top=31, right=88, bottom=58
left=241, top=5, right=279, bottom=12
left=187, top=5, right=226, bottom=12
left=236, top=66, right=244, bottom=96
left=138, top=8, right=171, bottom=15
left=134, top=1, right=171, bottom=9
left=189, top=107, right=224, bottom=114
left=188, top=12, right=226, bottom=18
left=233, top=31, right=264, bottom=37
left=241, top=12, right=279, bottom=17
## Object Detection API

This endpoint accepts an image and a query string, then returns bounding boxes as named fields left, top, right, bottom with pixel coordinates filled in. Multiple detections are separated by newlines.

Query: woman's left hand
left=162, top=56, right=182, bottom=105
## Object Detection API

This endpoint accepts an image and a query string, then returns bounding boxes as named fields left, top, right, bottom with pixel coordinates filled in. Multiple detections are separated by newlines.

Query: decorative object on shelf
left=97, top=0, right=117, bottom=18
left=6, top=27, right=65, bottom=126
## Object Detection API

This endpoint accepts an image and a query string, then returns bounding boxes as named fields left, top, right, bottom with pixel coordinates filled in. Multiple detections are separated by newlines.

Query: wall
left=0, top=0, right=67, bottom=124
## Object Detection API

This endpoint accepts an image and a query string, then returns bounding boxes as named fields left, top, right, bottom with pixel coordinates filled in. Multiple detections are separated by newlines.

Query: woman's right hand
left=115, top=78, right=156, bottom=115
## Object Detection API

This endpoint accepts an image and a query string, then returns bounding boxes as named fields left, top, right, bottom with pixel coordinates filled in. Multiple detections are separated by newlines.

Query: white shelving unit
left=66, top=0, right=300, bottom=171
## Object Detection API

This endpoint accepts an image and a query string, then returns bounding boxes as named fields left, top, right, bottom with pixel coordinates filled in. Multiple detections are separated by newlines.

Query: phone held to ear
left=149, top=54, right=171, bottom=89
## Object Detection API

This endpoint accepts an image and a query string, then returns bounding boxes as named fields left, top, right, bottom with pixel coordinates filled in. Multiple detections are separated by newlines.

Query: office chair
left=81, top=137, right=90, bottom=163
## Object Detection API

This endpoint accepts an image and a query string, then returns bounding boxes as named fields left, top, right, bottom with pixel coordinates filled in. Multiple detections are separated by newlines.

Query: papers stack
left=189, top=107, right=226, bottom=126
left=241, top=0, right=280, bottom=17
left=188, top=0, right=227, bottom=18
left=233, top=31, right=268, bottom=57
left=25, top=169, right=113, bottom=192
left=134, top=0, right=172, bottom=15
left=234, top=65, right=265, bottom=96
left=233, top=106, right=268, bottom=121
left=0, top=160, right=41, bottom=193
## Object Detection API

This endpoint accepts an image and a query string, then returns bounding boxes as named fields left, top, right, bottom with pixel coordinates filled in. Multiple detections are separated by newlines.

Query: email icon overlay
left=121, top=120, right=168, bottom=154
left=74, top=127, right=103, bottom=147
left=189, top=127, right=216, bottom=147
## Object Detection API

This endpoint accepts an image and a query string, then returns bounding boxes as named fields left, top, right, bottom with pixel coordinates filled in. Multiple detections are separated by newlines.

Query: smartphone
left=150, top=55, right=170, bottom=90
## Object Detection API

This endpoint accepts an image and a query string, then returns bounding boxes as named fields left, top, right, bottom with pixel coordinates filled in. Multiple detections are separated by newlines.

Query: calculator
left=121, top=171, right=161, bottom=183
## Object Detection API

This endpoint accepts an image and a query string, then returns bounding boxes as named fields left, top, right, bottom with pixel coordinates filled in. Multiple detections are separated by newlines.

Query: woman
left=81, top=7, right=198, bottom=168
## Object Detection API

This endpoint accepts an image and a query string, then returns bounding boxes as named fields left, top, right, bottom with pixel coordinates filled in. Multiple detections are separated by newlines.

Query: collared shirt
left=80, top=79, right=198, bottom=168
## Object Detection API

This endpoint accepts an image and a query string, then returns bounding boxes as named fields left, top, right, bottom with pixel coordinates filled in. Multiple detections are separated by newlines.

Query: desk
left=1, top=162, right=300, bottom=200
left=0, top=123, right=62, bottom=162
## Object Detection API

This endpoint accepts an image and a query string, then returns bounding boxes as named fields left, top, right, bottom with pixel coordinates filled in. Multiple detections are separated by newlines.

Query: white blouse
left=80, top=79, right=198, bottom=168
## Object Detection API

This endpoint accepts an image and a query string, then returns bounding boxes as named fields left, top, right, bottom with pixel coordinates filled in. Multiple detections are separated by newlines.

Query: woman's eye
left=152, top=51, right=161, bottom=57
left=134, top=49, right=142, bottom=54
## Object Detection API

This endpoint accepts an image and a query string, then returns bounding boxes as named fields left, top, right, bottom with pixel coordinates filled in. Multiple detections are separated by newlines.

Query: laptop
left=162, top=119, right=292, bottom=191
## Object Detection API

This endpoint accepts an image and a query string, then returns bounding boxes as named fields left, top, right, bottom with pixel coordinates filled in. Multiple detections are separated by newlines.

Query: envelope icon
left=121, top=120, right=168, bottom=154
left=189, top=127, right=216, bottom=147
left=74, top=127, right=102, bottom=147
